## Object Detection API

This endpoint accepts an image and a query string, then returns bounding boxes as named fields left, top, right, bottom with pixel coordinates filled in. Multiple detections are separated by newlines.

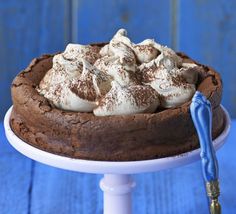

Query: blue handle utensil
left=190, top=91, right=221, bottom=214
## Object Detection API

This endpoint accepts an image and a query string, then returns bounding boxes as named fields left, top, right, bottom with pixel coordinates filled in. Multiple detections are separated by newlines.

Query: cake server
left=190, top=91, right=221, bottom=214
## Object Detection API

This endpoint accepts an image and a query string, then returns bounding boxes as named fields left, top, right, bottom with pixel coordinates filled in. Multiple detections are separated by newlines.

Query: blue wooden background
left=0, top=0, right=236, bottom=120
left=0, top=1, right=236, bottom=213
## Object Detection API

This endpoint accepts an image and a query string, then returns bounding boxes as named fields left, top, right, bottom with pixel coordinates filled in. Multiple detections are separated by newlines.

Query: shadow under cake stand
left=4, top=106, right=231, bottom=214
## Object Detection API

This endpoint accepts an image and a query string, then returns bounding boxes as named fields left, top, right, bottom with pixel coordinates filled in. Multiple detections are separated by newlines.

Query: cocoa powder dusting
left=69, top=80, right=96, bottom=101
left=129, top=86, right=157, bottom=107
left=139, top=64, right=159, bottom=83
left=98, top=90, right=117, bottom=112
left=135, top=44, right=160, bottom=55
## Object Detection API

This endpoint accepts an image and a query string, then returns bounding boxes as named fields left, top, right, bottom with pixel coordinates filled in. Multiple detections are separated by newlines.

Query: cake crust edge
left=9, top=51, right=224, bottom=161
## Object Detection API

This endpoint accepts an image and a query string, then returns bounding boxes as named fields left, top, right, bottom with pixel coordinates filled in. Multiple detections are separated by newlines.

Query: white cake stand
left=4, top=106, right=230, bottom=214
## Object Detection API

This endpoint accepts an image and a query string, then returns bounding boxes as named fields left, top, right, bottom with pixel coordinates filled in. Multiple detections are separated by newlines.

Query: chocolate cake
left=10, top=29, right=224, bottom=161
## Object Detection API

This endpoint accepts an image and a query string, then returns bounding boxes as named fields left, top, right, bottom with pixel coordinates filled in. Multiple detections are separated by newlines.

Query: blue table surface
left=0, top=120, right=235, bottom=214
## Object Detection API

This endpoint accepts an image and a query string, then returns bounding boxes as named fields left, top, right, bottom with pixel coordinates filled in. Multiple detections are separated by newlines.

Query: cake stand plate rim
left=4, top=105, right=230, bottom=174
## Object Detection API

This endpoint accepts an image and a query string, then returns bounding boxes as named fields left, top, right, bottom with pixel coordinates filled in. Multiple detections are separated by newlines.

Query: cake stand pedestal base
left=4, top=106, right=230, bottom=214
left=100, top=174, right=135, bottom=214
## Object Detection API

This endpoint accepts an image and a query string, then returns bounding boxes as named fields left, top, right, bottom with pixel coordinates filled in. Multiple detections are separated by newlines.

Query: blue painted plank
left=178, top=0, right=236, bottom=117
left=73, top=0, right=172, bottom=46
left=0, top=123, right=32, bottom=214
left=30, top=163, right=207, bottom=214
left=217, top=124, right=236, bottom=213
left=30, top=164, right=103, bottom=214
left=0, top=0, right=70, bottom=120
left=133, top=163, right=208, bottom=214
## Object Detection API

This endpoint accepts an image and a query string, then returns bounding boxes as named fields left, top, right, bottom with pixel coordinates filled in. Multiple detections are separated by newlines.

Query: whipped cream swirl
left=38, top=29, right=199, bottom=116
left=94, top=81, right=159, bottom=116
